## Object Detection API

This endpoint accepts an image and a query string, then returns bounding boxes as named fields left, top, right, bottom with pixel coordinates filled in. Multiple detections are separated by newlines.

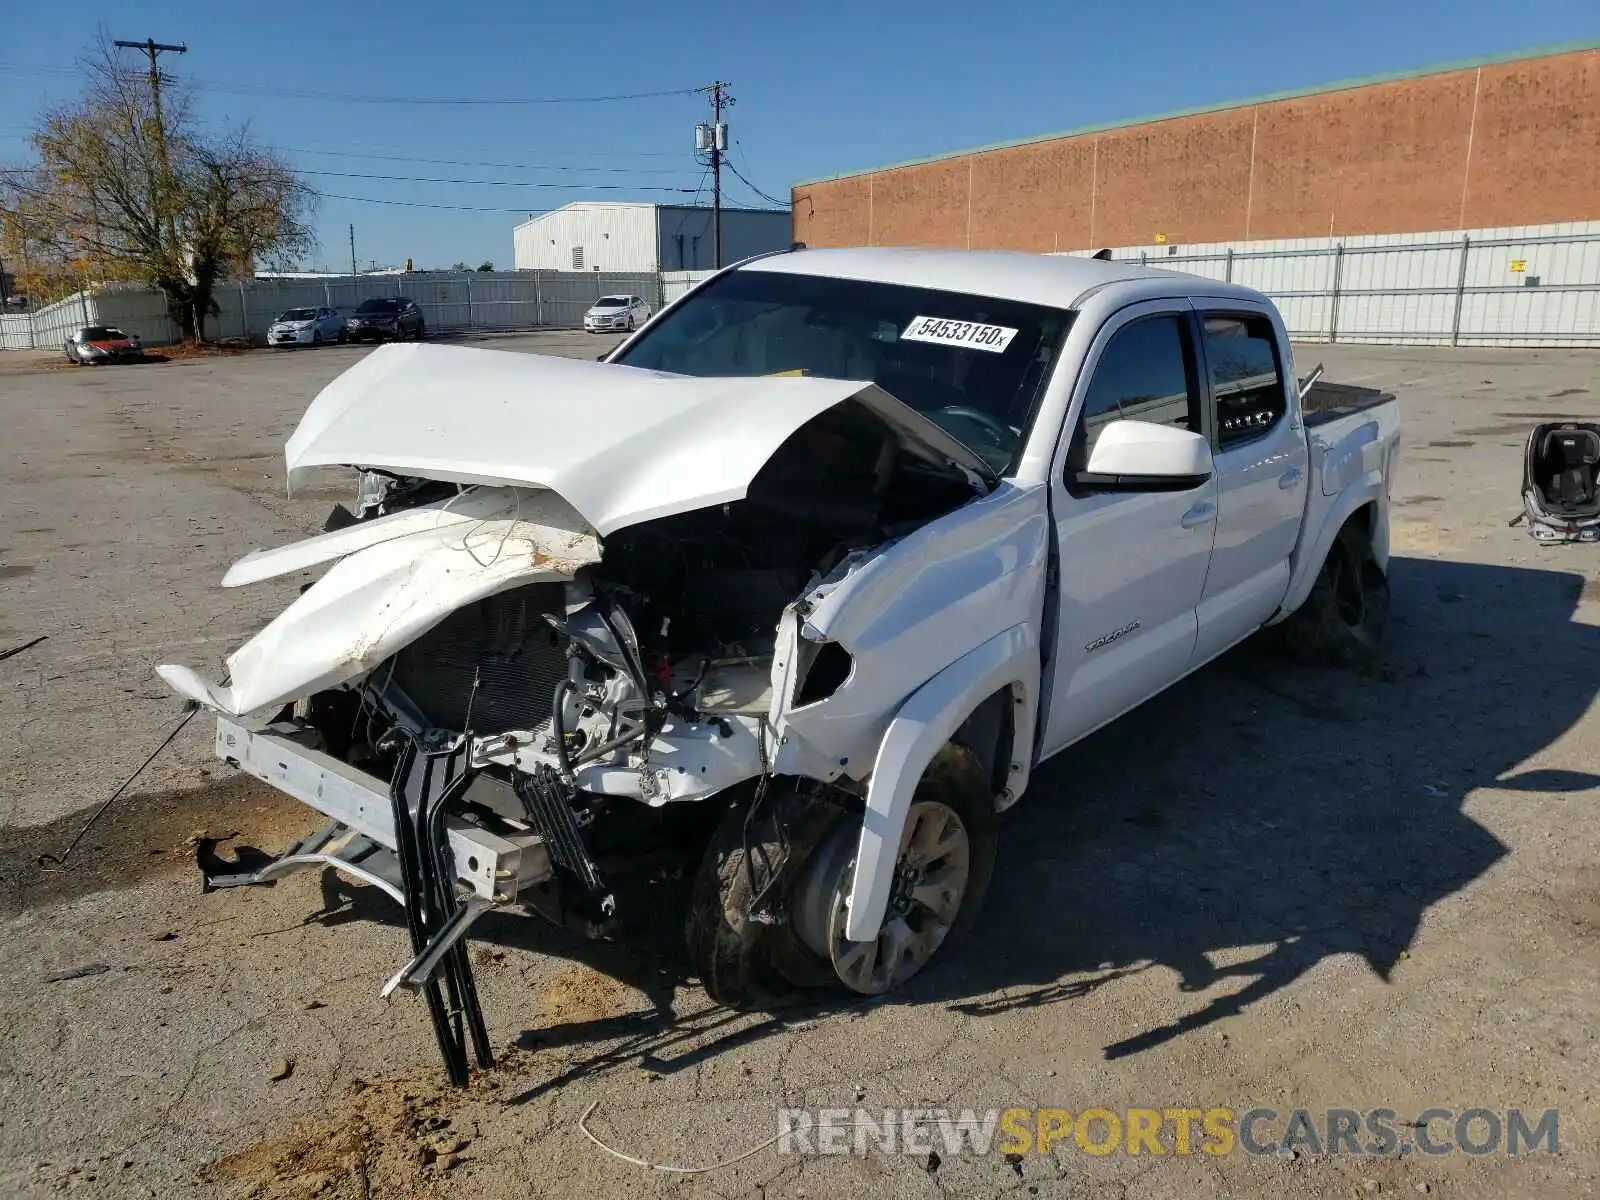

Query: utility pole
left=349, top=224, right=357, bottom=277
left=114, top=38, right=186, bottom=250
left=696, top=82, right=733, bottom=269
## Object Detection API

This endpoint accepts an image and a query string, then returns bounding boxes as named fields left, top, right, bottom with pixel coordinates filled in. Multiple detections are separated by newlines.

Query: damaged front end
left=162, top=344, right=1022, bottom=1081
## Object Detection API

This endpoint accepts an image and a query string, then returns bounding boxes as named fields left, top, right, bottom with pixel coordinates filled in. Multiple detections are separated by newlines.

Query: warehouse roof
left=794, top=38, right=1600, bottom=187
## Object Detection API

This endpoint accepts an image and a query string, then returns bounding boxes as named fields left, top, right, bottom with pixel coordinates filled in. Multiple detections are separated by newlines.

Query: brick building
left=791, top=42, right=1600, bottom=252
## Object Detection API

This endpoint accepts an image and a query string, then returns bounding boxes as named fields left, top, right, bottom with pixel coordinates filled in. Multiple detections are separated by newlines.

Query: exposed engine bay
left=159, top=342, right=1045, bottom=1085
left=319, top=398, right=980, bottom=798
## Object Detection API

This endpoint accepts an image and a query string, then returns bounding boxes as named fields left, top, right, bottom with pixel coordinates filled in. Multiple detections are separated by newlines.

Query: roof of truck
left=738, top=245, right=1252, bottom=310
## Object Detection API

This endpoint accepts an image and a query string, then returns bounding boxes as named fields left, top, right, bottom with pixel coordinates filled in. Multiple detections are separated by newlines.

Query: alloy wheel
left=794, top=800, right=972, bottom=995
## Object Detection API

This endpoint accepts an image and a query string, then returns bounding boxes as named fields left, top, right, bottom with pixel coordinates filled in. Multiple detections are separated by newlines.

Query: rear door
left=1040, top=301, right=1220, bottom=756
left=1190, top=305, right=1308, bottom=665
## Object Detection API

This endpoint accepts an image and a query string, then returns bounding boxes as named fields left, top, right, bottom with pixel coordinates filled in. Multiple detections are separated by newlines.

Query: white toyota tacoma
left=159, top=247, right=1400, bottom=1081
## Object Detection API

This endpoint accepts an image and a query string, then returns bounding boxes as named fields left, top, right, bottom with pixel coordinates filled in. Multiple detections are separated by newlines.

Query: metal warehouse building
left=513, top=202, right=792, bottom=272
left=790, top=42, right=1600, bottom=251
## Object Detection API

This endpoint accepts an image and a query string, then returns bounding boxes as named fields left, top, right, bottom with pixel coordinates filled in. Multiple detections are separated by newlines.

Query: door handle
left=1278, top=467, right=1304, bottom=489
left=1180, top=501, right=1217, bottom=529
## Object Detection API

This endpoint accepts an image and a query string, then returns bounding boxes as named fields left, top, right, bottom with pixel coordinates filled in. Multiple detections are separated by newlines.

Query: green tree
left=476, top=261, right=493, bottom=272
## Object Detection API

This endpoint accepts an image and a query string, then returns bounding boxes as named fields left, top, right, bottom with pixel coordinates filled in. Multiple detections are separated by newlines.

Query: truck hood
left=285, top=343, right=993, bottom=537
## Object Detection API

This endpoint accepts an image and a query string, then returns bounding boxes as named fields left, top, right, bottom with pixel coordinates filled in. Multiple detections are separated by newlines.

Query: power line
left=281, top=147, right=690, bottom=174
left=312, top=190, right=565, bottom=214
left=725, top=156, right=789, bottom=209
left=729, top=141, right=791, bottom=208
left=297, top=169, right=703, bottom=192
left=289, top=142, right=681, bottom=160
left=0, top=62, right=700, bottom=106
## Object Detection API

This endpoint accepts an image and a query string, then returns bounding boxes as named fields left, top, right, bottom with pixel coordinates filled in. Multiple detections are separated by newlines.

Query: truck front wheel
left=1277, top=519, right=1389, bottom=667
left=787, top=744, right=997, bottom=997
left=685, top=746, right=998, bottom=1006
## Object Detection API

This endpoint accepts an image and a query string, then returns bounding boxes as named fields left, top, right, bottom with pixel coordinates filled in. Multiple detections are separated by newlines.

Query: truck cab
left=159, top=247, right=1399, bottom=1079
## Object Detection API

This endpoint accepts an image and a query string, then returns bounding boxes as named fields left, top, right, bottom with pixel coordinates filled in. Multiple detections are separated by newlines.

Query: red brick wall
left=792, top=48, right=1599, bottom=249
left=1463, top=51, right=1600, bottom=229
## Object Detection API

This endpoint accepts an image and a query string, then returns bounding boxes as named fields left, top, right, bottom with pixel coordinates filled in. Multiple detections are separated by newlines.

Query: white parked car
left=160, top=247, right=1400, bottom=1082
left=583, top=294, right=650, bottom=333
left=268, top=306, right=347, bottom=347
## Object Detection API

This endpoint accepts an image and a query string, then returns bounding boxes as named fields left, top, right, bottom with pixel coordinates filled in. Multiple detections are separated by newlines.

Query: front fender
left=842, top=623, right=1038, bottom=943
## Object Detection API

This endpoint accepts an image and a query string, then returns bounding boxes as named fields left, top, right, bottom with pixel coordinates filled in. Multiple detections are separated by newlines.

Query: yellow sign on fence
left=1510, top=259, right=1527, bottom=273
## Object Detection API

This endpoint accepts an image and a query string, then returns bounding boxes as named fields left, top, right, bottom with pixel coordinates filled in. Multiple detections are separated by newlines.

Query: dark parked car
left=64, top=326, right=144, bottom=364
left=345, top=297, right=425, bottom=343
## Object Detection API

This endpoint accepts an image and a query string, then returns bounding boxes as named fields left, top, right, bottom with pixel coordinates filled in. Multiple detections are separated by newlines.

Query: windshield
left=81, top=327, right=123, bottom=340
left=279, top=308, right=318, bottom=321
left=610, top=268, right=1072, bottom=475
left=356, top=299, right=399, bottom=314
left=595, top=296, right=631, bottom=308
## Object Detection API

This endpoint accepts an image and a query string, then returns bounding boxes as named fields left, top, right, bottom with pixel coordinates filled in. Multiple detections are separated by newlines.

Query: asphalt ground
left=0, top=333, right=1596, bottom=1199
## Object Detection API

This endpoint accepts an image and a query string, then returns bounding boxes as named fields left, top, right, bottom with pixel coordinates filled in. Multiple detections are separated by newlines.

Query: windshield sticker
left=901, top=316, right=1018, bottom=353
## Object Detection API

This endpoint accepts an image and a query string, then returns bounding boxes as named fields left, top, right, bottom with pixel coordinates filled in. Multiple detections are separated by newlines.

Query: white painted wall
left=1058, top=221, right=1600, bottom=347
left=513, top=203, right=659, bottom=272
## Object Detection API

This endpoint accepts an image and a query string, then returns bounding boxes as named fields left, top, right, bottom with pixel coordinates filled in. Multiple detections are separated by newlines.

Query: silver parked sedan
left=268, top=306, right=347, bottom=347
left=583, top=294, right=651, bottom=333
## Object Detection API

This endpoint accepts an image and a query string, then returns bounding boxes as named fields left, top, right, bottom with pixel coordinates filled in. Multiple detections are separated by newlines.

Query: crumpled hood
left=285, top=343, right=991, bottom=537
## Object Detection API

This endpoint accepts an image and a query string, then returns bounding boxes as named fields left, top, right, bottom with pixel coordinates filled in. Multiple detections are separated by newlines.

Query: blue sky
left=2, top=1, right=1595, bottom=270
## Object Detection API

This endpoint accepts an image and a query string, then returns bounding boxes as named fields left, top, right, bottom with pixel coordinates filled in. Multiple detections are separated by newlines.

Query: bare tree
left=0, top=35, right=313, bottom=342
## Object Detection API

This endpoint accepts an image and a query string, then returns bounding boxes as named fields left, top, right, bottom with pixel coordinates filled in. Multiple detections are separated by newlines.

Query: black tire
left=685, top=783, right=851, bottom=1008
left=1275, top=519, right=1390, bottom=667
left=313, top=330, right=322, bottom=346
left=689, top=745, right=999, bottom=1004
left=788, top=744, right=998, bottom=995
left=337, top=328, right=348, bottom=344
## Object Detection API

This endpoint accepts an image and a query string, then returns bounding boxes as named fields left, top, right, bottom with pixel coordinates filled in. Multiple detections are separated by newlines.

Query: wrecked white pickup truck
left=160, top=247, right=1399, bottom=1081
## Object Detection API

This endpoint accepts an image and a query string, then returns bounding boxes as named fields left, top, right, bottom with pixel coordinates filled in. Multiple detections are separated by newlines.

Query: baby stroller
left=1515, top=422, right=1600, bottom=543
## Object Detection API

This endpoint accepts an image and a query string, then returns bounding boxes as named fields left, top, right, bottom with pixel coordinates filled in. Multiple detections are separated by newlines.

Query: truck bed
left=1303, top=380, right=1396, bottom=428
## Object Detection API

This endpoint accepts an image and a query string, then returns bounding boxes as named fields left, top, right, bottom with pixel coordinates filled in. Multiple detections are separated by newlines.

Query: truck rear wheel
left=1277, top=519, right=1389, bottom=667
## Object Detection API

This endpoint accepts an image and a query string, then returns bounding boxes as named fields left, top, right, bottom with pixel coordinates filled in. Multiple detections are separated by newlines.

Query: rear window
left=610, top=268, right=1072, bottom=476
left=356, top=299, right=399, bottom=313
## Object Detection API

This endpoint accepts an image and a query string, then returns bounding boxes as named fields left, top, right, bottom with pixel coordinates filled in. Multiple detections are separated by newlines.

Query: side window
left=1202, top=314, right=1286, bottom=448
left=1068, top=314, right=1199, bottom=476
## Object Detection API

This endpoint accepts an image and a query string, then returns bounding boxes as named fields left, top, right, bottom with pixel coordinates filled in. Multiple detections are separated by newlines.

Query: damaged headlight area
left=172, top=373, right=999, bottom=1084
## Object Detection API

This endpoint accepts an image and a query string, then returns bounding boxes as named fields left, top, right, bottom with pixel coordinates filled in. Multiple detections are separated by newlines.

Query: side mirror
left=1076, top=420, right=1212, bottom=492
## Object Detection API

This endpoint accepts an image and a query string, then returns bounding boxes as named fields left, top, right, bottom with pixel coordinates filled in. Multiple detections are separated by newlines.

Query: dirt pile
left=205, top=1074, right=487, bottom=1200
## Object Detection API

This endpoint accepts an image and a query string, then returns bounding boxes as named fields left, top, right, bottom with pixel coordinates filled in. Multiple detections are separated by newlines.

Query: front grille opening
left=387, top=583, right=568, bottom=733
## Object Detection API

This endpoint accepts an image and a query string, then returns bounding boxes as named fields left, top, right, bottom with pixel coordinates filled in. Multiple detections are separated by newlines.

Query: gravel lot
left=1, top=333, right=1597, bottom=1199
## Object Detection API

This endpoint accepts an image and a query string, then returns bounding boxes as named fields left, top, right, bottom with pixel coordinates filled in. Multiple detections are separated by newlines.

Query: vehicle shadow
left=938, top=553, right=1595, bottom=1058
left=292, top=554, right=1596, bottom=1078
